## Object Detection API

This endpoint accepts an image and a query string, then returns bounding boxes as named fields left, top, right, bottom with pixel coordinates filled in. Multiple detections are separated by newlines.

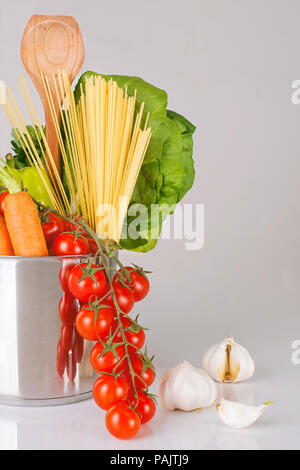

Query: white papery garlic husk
left=158, top=360, right=217, bottom=411
left=216, top=398, right=273, bottom=429
left=202, top=335, right=255, bottom=383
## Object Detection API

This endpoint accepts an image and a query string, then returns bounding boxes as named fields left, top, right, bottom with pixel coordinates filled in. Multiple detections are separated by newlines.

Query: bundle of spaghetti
left=42, top=71, right=152, bottom=241
left=1, top=71, right=151, bottom=242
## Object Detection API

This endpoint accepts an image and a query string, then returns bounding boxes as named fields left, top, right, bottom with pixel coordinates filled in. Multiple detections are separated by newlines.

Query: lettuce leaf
left=74, top=72, right=196, bottom=252
left=131, top=113, right=196, bottom=253
left=167, top=110, right=196, bottom=201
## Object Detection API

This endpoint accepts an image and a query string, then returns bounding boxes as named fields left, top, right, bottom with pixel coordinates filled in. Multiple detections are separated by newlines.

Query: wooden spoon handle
left=44, top=99, right=60, bottom=177
left=21, top=15, right=85, bottom=177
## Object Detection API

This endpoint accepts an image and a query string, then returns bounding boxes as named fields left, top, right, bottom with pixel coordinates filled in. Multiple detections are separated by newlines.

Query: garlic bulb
left=216, top=398, right=273, bottom=429
left=158, top=360, right=217, bottom=411
left=202, top=335, right=255, bottom=383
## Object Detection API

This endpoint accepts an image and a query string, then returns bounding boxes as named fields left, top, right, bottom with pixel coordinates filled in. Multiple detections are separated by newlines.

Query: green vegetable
left=0, top=160, right=55, bottom=208
left=167, top=110, right=196, bottom=201
left=10, top=125, right=46, bottom=169
left=74, top=72, right=196, bottom=252
left=9, top=126, right=67, bottom=206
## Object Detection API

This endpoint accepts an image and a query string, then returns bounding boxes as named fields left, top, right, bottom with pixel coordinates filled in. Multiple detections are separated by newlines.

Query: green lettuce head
left=75, top=72, right=196, bottom=252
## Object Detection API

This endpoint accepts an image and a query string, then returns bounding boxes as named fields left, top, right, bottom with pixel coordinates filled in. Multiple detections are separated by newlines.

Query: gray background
left=0, top=0, right=299, bottom=450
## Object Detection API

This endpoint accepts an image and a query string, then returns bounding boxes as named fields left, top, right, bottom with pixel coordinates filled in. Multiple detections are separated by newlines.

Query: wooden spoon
left=20, top=15, right=85, bottom=176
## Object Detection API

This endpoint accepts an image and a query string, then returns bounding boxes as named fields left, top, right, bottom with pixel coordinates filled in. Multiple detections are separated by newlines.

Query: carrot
left=0, top=215, right=14, bottom=256
left=4, top=192, right=48, bottom=257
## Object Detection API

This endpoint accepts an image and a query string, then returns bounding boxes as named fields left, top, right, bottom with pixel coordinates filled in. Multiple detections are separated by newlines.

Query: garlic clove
left=158, top=360, right=217, bottom=412
left=216, top=398, right=274, bottom=429
left=203, top=335, right=255, bottom=383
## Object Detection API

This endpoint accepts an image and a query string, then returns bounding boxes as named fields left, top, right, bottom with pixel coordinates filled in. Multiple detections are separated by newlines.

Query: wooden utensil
left=20, top=15, right=85, bottom=176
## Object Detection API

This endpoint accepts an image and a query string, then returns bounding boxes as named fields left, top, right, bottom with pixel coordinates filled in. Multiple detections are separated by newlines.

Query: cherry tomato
left=73, top=331, right=84, bottom=364
left=60, top=324, right=75, bottom=352
left=106, top=401, right=141, bottom=440
left=75, top=308, right=97, bottom=341
left=53, top=233, right=89, bottom=257
left=113, top=317, right=145, bottom=350
left=76, top=304, right=114, bottom=341
left=59, top=259, right=77, bottom=292
left=64, top=215, right=86, bottom=234
left=68, top=263, right=109, bottom=304
left=57, top=340, right=68, bottom=378
left=59, top=292, right=77, bottom=326
left=131, top=352, right=156, bottom=389
left=41, top=212, right=65, bottom=248
left=0, top=191, right=9, bottom=216
left=93, top=375, right=129, bottom=410
left=114, top=267, right=150, bottom=302
left=130, top=390, right=156, bottom=424
left=88, top=238, right=98, bottom=255
left=105, top=282, right=135, bottom=314
left=90, top=341, right=125, bottom=373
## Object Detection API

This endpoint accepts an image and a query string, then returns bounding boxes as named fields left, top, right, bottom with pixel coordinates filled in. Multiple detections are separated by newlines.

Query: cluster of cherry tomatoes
left=40, top=211, right=98, bottom=256
left=42, top=210, right=156, bottom=440
left=72, top=262, right=156, bottom=439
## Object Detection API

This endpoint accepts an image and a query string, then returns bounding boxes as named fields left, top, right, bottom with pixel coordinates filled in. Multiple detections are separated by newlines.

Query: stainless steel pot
left=0, top=255, right=102, bottom=406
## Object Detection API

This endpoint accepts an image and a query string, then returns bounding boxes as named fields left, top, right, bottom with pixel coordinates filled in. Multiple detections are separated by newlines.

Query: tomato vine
left=35, top=201, right=156, bottom=418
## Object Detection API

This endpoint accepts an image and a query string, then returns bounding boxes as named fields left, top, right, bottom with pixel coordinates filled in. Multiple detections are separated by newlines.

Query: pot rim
left=0, top=254, right=94, bottom=261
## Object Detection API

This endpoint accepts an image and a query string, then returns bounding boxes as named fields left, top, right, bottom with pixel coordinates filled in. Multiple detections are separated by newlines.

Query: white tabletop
left=0, top=359, right=297, bottom=450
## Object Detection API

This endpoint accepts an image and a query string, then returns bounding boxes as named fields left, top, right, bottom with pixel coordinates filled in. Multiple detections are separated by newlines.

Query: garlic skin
left=158, top=360, right=217, bottom=411
left=202, top=335, right=255, bottom=383
left=216, top=398, right=273, bottom=429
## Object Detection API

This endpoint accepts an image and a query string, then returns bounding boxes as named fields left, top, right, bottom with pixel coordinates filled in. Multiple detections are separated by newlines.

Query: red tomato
left=105, top=283, right=134, bottom=314
left=114, top=267, right=150, bottom=302
left=41, top=212, right=65, bottom=248
left=76, top=304, right=114, bottom=341
left=131, top=390, right=156, bottom=424
left=131, top=352, right=156, bottom=389
left=93, top=375, right=129, bottom=410
left=94, top=306, right=115, bottom=339
left=73, top=331, right=84, bottom=364
left=113, top=317, right=145, bottom=350
left=64, top=215, right=86, bottom=234
left=57, top=340, right=68, bottom=378
left=0, top=191, right=9, bottom=216
left=59, top=259, right=77, bottom=292
left=75, top=308, right=97, bottom=341
left=68, top=263, right=109, bottom=303
left=90, top=341, right=125, bottom=373
left=88, top=238, right=98, bottom=255
left=106, top=401, right=141, bottom=439
left=60, top=324, right=75, bottom=352
left=53, top=233, right=89, bottom=257
left=59, top=292, right=77, bottom=326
